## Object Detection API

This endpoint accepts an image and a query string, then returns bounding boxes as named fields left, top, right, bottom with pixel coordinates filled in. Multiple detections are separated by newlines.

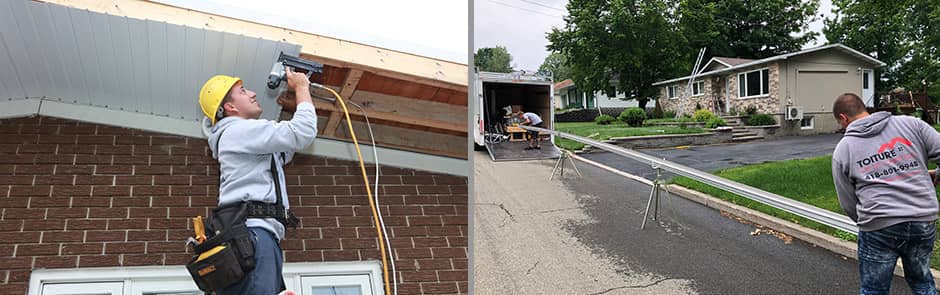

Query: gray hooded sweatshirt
left=207, top=102, right=318, bottom=240
left=832, top=111, right=940, bottom=231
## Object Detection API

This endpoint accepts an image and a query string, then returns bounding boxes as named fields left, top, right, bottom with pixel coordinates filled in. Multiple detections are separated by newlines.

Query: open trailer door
left=477, top=71, right=560, bottom=161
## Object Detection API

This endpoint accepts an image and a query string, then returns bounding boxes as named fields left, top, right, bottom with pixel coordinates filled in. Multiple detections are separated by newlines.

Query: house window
left=863, top=72, right=870, bottom=89
left=738, top=68, right=770, bottom=98
left=800, top=116, right=814, bottom=130
left=30, top=262, right=383, bottom=295
left=692, top=81, right=705, bottom=96
left=667, top=85, right=679, bottom=99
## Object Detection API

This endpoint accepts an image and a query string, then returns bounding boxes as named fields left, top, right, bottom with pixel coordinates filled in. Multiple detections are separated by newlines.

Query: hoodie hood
left=207, top=116, right=240, bottom=159
left=845, top=111, right=892, bottom=138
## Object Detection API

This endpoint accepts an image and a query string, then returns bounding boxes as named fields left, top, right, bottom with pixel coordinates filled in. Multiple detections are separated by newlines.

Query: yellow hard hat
left=198, top=75, right=241, bottom=125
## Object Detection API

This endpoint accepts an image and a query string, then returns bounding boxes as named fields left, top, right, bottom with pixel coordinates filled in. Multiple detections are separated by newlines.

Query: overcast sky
left=154, top=0, right=468, bottom=64
left=474, top=0, right=835, bottom=71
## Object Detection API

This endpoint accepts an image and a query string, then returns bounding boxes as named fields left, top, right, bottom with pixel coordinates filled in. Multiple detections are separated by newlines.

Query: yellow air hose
left=315, top=85, right=392, bottom=295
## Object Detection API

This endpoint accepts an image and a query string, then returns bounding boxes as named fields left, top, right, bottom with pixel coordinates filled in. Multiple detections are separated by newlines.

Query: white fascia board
left=304, top=137, right=468, bottom=176
left=39, top=100, right=205, bottom=138
left=0, top=99, right=41, bottom=119
left=27, top=100, right=467, bottom=176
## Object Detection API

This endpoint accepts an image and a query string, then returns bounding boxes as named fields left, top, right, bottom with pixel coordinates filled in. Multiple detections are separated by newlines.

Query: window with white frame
left=737, top=68, right=770, bottom=98
left=800, top=116, right=814, bottom=130
left=667, top=85, right=679, bottom=99
left=692, top=80, right=705, bottom=96
left=30, top=262, right=383, bottom=295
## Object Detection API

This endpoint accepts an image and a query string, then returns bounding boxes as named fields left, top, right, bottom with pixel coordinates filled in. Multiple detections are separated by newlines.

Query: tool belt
left=245, top=201, right=300, bottom=228
left=186, top=203, right=255, bottom=292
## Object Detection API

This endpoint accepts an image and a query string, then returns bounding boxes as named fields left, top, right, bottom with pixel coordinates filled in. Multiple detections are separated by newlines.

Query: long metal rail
left=522, top=125, right=859, bottom=234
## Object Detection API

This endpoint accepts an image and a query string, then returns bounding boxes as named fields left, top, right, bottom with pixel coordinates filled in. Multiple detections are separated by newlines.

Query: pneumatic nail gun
left=267, top=51, right=323, bottom=89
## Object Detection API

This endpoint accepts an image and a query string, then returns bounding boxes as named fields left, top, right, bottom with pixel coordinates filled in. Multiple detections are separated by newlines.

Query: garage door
left=796, top=70, right=853, bottom=107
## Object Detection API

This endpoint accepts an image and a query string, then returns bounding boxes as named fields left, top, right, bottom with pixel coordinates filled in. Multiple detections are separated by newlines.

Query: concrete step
left=732, top=135, right=764, bottom=142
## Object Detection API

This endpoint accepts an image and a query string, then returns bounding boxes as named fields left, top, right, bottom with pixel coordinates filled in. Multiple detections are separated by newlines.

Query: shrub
left=619, top=107, right=647, bottom=127
left=705, top=117, right=727, bottom=128
left=745, top=105, right=758, bottom=116
left=664, top=111, right=676, bottom=118
left=746, top=114, right=776, bottom=126
left=594, top=114, right=616, bottom=125
left=693, top=109, right=716, bottom=122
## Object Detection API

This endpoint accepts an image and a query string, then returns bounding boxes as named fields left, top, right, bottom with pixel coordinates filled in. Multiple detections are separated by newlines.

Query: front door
left=862, top=69, right=874, bottom=107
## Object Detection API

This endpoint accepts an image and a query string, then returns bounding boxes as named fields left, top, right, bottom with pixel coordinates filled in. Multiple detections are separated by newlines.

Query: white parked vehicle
left=472, top=70, right=560, bottom=161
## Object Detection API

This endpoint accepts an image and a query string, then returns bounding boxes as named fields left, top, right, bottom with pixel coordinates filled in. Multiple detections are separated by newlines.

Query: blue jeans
left=858, top=221, right=938, bottom=295
left=220, top=227, right=284, bottom=295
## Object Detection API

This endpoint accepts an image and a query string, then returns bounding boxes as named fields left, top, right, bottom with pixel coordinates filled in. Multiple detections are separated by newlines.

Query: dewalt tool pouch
left=186, top=203, right=255, bottom=291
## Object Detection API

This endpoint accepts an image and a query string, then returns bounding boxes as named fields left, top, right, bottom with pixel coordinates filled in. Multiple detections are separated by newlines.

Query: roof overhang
left=653, top=44, right=887, bottom=86
left=14, top=0, right=468, bottom=161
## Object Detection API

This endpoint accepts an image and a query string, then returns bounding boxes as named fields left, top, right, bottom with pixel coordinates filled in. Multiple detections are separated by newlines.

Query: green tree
left=474, top=46, right=513, bottom=73
left=824, top=0, right=940, bottom=99
left=538, top=52, right=572, bottom=81
left=679, top=0, right=820, bottom=61
left=547, top=0, right=687, bottom=109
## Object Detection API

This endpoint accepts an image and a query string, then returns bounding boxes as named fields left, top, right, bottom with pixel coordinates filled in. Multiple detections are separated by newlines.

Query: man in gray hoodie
left=198, top=67, right=317, bottom=294
left=831, top=93, right=940, bottom=295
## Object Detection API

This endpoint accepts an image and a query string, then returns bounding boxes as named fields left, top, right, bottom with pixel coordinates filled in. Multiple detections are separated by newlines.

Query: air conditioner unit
left=786, top=106, right=804, bottom=121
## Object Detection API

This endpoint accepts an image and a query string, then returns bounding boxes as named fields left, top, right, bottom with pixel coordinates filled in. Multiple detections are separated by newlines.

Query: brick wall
left=0, top=116, right=468, bottom=295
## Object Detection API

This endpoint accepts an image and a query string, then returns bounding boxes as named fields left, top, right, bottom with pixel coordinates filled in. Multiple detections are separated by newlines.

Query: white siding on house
left=593, top=90, right=644, bottom=108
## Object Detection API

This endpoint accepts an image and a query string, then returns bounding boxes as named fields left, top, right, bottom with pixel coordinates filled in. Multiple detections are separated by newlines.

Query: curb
left=569, top=153, right=940, bottom=287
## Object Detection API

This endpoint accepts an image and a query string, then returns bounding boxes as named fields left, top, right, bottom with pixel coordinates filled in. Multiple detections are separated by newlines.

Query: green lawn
left=672, top=155, right=940, bottom=268
left=552, top=122, right=705, bottom=150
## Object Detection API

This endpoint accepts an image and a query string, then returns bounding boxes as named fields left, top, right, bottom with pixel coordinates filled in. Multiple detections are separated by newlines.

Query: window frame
left=737, top=68, right=770, bottom=99
left=800, top=116, right=814, bottom=130
left=691, top=80, right=705, bottom=97
left=29, top=262, right=385, bottom=295
left=667, top=85, right=679, bottom=99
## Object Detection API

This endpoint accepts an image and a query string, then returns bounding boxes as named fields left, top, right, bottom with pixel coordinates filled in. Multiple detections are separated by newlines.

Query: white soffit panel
left=0, top=0, right=301, bottom=122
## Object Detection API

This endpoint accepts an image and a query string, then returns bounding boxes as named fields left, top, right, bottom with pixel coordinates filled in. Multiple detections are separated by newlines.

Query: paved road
left=473, top=155, right=696, bottom=294
left=473, top=149, right=911, bottom=294
left=582, top=133, right=843, bottom=180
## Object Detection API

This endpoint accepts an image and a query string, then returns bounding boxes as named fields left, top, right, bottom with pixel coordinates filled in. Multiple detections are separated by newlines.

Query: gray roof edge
left=652, top=44, right=886, bottom=86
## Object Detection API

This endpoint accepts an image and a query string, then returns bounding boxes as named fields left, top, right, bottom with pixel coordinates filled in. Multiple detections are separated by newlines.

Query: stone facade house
left=653, top=44, right=885, bottom=135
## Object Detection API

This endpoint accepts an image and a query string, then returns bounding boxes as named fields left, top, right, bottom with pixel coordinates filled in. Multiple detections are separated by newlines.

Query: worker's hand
left=277, top=90, right=298, bottom=113
left=285, top=66, right=310, bottom=93
left=284, top=66, right=313, bottom=106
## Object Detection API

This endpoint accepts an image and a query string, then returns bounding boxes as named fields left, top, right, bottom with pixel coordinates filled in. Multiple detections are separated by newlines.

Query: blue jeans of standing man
left=858, top=221, right=938, bottom=295
left=220, top=227, right=284, bottom=295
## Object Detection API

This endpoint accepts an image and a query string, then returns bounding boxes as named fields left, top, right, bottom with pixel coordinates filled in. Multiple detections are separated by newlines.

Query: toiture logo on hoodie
left=858, top=137, right=920, bottom=180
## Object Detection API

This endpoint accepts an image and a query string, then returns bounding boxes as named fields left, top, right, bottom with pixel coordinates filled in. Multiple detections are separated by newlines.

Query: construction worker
left=197, top=67, right=316, bottom=294
left=831, top=93, right=940, bottom=295
left=517, top=110, right=543, bottom=150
